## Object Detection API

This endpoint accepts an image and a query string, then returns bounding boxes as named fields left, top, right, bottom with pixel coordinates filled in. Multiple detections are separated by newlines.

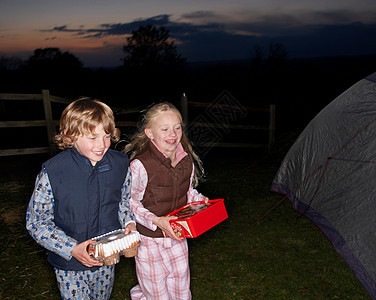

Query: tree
left=0, top=55, right=24, bottom=71
left=250, top=42, right=289, bottom=103
left=0, top=56, right=26, bottom=93
left=251, top=42, right=288, bottom=72
left=121, top=25, right=187, bottom=102
left=26, top=47, right=83, bottom=73
left=23, top=48, right=84, bottom=94
left=122, top=25, right=186, bottom=72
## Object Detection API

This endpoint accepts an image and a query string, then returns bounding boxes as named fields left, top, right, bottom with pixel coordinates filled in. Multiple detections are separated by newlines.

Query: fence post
left=181, top=93, right=188, bottom=124
left=42, top=90, right=56, bottom=156
left=268, top=104, right=276, bottom=152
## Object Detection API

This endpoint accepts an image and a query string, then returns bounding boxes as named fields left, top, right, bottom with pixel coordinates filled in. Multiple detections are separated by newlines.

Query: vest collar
left=71, top=146, right=111, bottom=174
left=149, top=139, right=188, bottom=165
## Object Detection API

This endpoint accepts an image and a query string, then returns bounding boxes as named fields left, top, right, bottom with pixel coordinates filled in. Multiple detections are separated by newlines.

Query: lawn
left=0, top=148, right=371, bottom=299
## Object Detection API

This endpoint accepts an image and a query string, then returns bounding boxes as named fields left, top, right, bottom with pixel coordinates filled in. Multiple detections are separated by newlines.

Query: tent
left=271, top=72, right=376, bottom=298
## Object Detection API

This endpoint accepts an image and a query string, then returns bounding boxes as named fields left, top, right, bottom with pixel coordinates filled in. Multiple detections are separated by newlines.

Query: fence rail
left=0, top=90, right=72, bottom=156
left=180, top=93, right=275, bottom=153
left=0, top=91, right=275, bottom=157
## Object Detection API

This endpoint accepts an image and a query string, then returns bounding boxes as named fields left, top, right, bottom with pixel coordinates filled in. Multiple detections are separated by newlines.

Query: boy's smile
left=74, top=123, right=111, bottom=166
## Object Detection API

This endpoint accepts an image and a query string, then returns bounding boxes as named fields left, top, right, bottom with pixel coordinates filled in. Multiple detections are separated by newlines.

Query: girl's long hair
left=124, top=102, right=204, bottom=187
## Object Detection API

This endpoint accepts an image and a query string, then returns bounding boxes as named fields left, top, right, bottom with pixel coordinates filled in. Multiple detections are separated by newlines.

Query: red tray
left=163, top=199, right=228, bottom=238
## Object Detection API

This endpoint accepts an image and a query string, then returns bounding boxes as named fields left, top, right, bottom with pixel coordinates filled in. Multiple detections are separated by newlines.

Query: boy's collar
left=71, top=146, right=110, bottom=172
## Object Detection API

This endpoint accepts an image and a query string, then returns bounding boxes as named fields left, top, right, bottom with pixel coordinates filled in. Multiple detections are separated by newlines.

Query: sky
left=1, top=0, right=376, bottom=68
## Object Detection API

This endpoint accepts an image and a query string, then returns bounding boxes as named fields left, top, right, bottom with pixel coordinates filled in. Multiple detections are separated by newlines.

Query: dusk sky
left=1, top=0, right=376, bottom=68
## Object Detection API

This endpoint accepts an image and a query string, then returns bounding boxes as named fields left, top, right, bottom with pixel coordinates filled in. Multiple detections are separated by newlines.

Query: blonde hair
left=54, top=98, right=120, bottom=150
left=124, top=102, right=204, bottom=187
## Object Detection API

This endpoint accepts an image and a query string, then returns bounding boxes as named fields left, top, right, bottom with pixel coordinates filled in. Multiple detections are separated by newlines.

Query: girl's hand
left=153, top=216, right=183, bottom=241
left=124, top=222, right=137, bottom=235
left=72, top=240, right=103, bottom=267
left=202, top=196, right=209, bottom=204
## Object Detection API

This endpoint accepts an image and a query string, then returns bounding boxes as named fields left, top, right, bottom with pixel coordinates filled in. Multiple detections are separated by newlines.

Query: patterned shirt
left=26, top=168, right=135, bottom=261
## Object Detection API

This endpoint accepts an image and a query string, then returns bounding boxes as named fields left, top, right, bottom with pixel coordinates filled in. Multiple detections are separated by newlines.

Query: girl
left=124, top=102, right=209, bottom=299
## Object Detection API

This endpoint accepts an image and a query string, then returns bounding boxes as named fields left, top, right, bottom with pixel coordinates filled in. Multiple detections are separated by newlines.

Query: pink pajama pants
left=130, top=235, right=191, bottom=300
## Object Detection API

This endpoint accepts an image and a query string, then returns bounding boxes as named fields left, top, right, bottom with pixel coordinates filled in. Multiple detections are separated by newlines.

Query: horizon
left=1, top=0, right=376, bottom=68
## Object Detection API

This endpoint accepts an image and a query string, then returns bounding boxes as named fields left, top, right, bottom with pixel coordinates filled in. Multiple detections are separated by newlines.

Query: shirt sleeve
left=26, top=168, right=77, bottom=261
left=118, top=169, right=136, bottom=228
left=129, top=159, right=158, bottom=231
left=187, top=164, right=206, bottom=203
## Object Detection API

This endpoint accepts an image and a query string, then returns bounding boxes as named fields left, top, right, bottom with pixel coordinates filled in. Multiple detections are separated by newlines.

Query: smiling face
left=145, top=110, right=183, bottom=159
left=74, top=123, right=111, bottom=166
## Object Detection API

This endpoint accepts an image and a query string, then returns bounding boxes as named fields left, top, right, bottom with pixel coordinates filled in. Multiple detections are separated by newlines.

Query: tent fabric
left=271, top=72, right=376, bottom=299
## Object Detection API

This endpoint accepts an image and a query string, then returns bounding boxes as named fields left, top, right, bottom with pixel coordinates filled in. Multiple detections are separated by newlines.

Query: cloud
left=39, top=11, right=376, bottom=66
left=43, top=9, right=376, bottom=39
left=44, top=15, right=174, bottom=37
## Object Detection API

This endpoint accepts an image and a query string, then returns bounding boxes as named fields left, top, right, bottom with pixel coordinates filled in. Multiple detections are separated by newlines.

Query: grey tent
left=271, top=72, right=376, bottom=298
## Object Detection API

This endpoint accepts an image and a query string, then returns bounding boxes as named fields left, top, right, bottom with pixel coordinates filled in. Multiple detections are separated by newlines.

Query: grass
left=0, top=149, right=371, bottom=299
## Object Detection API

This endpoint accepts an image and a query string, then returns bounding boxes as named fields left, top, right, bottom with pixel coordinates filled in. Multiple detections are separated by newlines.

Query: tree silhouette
left=251, top=42, right=288, bottom=73
left=120, top=25, right=187, bottom=102
left=250, top=42, right=288, bottom=104
left=0, top=55, right=24, bottom=71
left=0, top=56, right=26, bottom=93
left=26, top=48, right=83, bottom=73
left=122, top=25, right=186, bottom=72
left=23, top=47, right=84, bottom=93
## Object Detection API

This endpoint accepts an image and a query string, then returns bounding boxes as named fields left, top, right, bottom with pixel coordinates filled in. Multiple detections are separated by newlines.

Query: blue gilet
left=43, top=147, right=129, bottom=271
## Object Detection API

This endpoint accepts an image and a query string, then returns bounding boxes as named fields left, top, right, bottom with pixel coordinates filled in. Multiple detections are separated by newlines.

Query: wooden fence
left=180, top=92, right=275, bottom=152
left=0, top=91, right=275, bottom=157
left=0, top=90, right=71, bottom=156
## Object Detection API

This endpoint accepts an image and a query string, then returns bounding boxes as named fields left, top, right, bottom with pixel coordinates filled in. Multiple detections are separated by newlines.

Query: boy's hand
left=124, top=222, right=137, bottom=234
left=72, top=240, right=103, bottom=267
left=153, top=216, right=183, bottom=241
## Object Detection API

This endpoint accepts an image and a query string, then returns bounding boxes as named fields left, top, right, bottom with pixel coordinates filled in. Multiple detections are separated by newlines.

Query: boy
left=26, top=98, right=136, bottom=299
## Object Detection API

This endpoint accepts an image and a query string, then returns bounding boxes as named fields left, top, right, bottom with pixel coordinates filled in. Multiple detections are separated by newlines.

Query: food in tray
left=88, top=229, right=141, bottom=265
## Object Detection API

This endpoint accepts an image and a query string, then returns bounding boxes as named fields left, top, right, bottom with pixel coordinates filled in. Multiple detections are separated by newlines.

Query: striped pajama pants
left=130, top=235, right=191, bottom=300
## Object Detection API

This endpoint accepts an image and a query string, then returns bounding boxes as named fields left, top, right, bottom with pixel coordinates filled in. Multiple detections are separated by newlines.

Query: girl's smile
left=145, top=110, right=182, bottom=160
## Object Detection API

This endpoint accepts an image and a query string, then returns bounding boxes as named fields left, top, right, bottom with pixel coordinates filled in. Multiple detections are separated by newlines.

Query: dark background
left=1, top=51, right=376, bottom=172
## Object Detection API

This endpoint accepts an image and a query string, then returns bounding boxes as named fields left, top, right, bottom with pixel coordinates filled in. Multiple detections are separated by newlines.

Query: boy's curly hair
left=54, top=98, right=120, bottom=150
